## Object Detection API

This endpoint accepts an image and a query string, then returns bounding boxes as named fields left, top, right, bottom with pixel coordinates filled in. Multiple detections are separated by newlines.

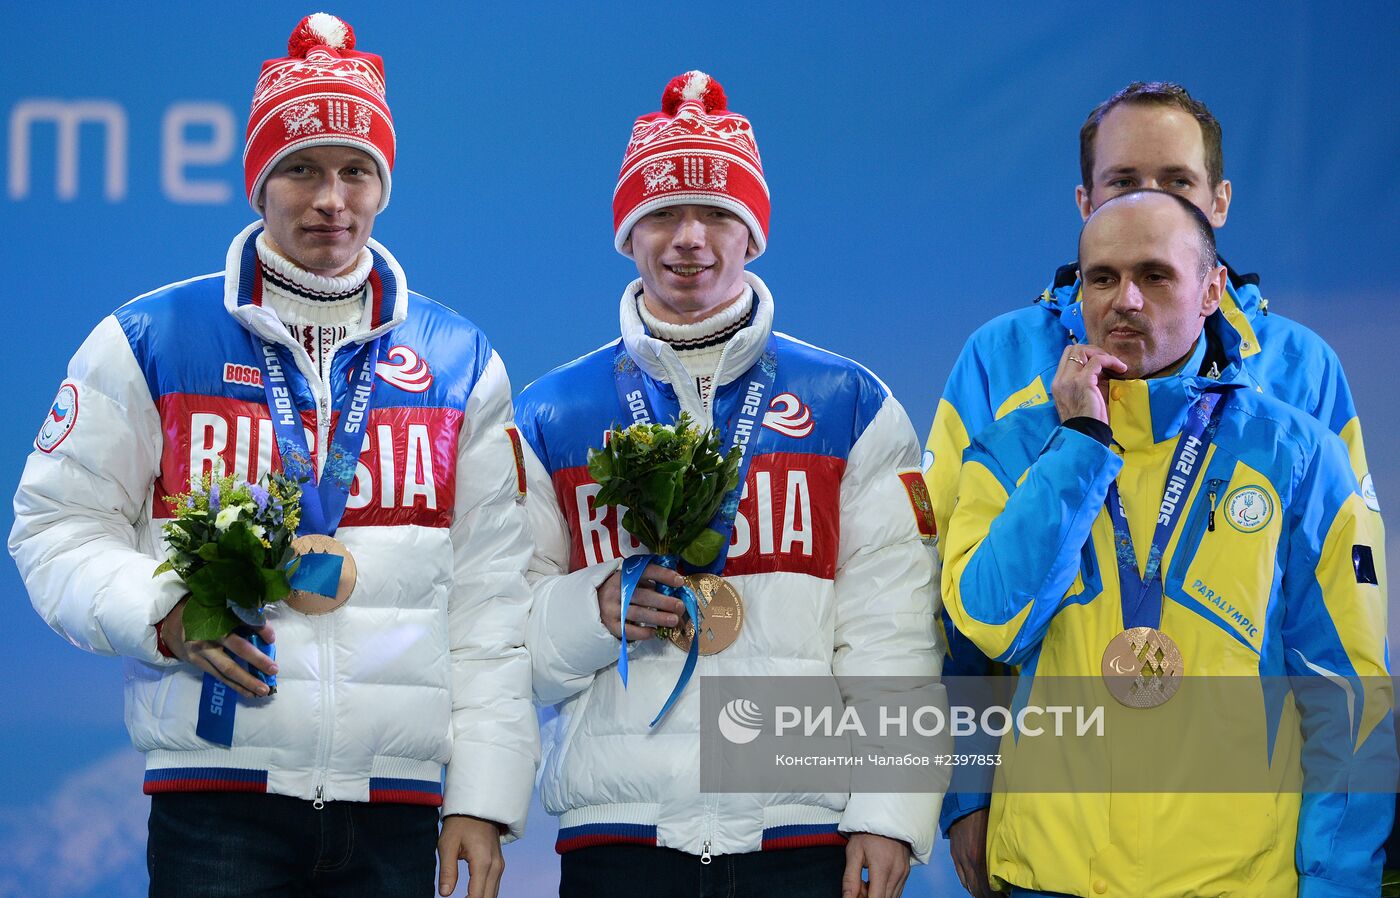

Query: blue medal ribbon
left=196, top=334, right=381, bottom=747
left=616, top=553, right=702, bottom=727
left=195, top=672, right=236, bottom=745
left=609, top=339, right=778, bottom=724
left=258, top=336, right=382, bottom=540
left=1103, top=391, right=1225, bottom=630
left=291, top=552, right=346, bottom=598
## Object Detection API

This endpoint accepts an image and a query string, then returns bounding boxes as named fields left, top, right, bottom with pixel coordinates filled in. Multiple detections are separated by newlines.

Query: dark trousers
left=560, top=843, right=847, bottom=898
left=147, top=792, right=438, bottom=898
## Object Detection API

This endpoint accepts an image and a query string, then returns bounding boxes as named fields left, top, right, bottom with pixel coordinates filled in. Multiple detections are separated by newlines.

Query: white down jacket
left=515, top=273, right=944, bottom=863
left=10, top=223, right=538, bottom=835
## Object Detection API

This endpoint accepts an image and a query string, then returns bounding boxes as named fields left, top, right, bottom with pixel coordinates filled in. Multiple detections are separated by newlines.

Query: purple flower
left=249, top=484, right=270, bottom=514
left=185, top=495, right=197, bottom=509
left=208, top=481, right=221, bottom=512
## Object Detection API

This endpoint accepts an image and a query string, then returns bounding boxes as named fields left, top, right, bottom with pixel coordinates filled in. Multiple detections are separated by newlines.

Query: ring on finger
left=1070, top=353, right=1086, bottom=365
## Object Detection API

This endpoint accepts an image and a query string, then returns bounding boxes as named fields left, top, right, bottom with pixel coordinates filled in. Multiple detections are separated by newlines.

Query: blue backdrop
left=3, top=2, right=1396, bottom=895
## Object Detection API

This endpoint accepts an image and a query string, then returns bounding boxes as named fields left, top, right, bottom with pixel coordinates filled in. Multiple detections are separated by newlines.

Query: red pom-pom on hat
left=661, top=71, right=727, bottom=115
left=287, top=12, right=355, bottom=58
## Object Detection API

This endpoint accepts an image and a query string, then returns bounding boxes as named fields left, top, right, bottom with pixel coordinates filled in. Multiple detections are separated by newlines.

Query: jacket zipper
left=313, top=613, right=335, bottom=809
left=1206, top=479, right=1223, bottom=533
left=276, top=328, right=335, bottom=811
left=1165, top=478, right=1223, bottom=587
left=700, top=652, right=718, bottom=863
left=258, top=322, right=360, bottom=813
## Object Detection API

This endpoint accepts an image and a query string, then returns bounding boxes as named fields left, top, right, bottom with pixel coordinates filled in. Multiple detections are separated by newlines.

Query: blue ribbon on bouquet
left=609, top=338, right=777, bottom=725
left=617, top=553, right=701, bottom=727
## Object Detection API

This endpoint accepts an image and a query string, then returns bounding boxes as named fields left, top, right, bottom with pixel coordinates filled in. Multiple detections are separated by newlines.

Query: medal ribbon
left=196, top=335, right=381, bottom=747
left=610, top=339, right=778, bottom=724
left=1104, top=391, right=1225, bottom=630
left=617, top=553, right=702, bottom=727
left=256, top=336, right=382, bottom=538
left=611, top=338, right=778, bottom=572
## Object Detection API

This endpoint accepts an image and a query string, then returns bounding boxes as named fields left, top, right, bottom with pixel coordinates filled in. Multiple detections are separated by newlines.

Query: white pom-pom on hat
left=681, top=71, right=710, bottom=101
left=305, top=12, right=350, bottom=48
left=287, top=12, right=355, bottom=57
left=661, top=70, right=727, bottom=115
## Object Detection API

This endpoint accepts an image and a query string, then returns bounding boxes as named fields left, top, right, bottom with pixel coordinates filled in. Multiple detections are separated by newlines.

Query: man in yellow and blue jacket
left=927, top=84, right=1386, bottom=894
left=942, top=189, right=1392, bottom=897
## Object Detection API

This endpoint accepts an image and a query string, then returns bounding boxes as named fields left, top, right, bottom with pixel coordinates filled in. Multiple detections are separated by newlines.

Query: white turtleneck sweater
left=637, top=286, right=754, bottom=410
left=255, top=233, right=371, bottom=384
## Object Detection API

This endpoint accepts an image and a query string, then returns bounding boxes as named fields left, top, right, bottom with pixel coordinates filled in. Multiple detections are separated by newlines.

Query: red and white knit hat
left=244, top=13, right=396, bottom=213
left=613, top=71, right=769, bottom=258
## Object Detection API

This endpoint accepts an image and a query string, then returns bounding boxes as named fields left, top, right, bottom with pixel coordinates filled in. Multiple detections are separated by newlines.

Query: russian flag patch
left=898, top=469, right=937, bottom=540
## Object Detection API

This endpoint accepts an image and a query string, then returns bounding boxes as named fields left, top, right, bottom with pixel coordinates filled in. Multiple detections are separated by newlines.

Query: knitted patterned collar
left=255, top=232, right=372, bottom=303
left=637, top=287, right=754, bottom=353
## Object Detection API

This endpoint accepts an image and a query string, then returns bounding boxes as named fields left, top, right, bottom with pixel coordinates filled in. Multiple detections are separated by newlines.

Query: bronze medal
left=285, top=534, right=357, bottom=615
left=669, top=573, right=744, bottom=656
left=1101, top=626, right=1184, bottom=708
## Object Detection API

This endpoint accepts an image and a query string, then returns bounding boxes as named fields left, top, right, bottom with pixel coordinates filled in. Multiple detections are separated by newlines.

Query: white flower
left=251, top=524, right=266, bottom=540
left=214, top=506, right=242, bottom=532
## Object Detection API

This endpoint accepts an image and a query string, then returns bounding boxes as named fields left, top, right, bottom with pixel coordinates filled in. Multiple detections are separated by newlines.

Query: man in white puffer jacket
left=9, top=14, right=535, bottom=898
left=516, top=71, right=943, bottom=898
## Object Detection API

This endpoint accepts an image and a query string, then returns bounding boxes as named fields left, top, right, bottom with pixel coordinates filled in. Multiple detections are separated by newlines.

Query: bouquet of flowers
left=154, top=472, right=302, bottom=642
left=588, top=412, right=744, bottom=723
left=589, top=412, right=742, bottom=567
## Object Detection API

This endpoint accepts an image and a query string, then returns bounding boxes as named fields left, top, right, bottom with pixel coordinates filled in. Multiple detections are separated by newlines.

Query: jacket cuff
left=108, top=566, right=190, bottom=665
left=841, top=792, right=935, bottom=865
left=1298, top=874, right=1377, bottom=898
left=537, top=560, right=625, bottom=674
left=938, top=792, right=991, bottom=838
left=443, top=742, right=536, bottom=842
left=1061, top=416, right=1112, bottom=446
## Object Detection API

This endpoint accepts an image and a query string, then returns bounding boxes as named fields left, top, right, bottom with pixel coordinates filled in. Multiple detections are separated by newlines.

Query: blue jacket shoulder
left=515, top=341, right=621, bottom=466
left=771, top=332, right=892, bottom=444
left=1213, top=386, right=1345, bottom=488
left=396, top=291, right=495, bottom=375
left=963, top=303, right=1069, bottom=354
left=113, top=273, right=225, bottom=330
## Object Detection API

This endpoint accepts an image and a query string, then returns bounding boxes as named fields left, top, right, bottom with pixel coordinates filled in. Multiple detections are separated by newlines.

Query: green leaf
left=681, top=528, right=726, bottom=567
left=182, top=596, right=241, bottom=642
left=259, top=566, right=294, bottom=604
left=217, top=520, right=263, bottom=563
left=587, top=446, right=615, bottom=483
left=186, top=559, right=263, bottom=610
left=196, top=543, right=221, bottom=562
left=153, top=560, right=174, bottom=577
left=594, top=481, right=626, bottom=507
left=619, top=508, right=659, bottom=552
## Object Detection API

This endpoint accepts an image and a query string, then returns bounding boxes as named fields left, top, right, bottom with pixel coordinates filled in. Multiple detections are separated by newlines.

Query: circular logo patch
left=1361, top=474, right=1379, bottom=513
left=36, top=383, right=78, bottom=453
left=1224, top=486, right=1273, bottom=533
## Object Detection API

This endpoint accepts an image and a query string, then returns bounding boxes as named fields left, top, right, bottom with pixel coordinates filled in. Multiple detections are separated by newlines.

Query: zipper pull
left=1207, top=481, right=1221, bottom=532
left=313, top=786, right=325, bottom=810
left=700, top=840, right=712, bottom=865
